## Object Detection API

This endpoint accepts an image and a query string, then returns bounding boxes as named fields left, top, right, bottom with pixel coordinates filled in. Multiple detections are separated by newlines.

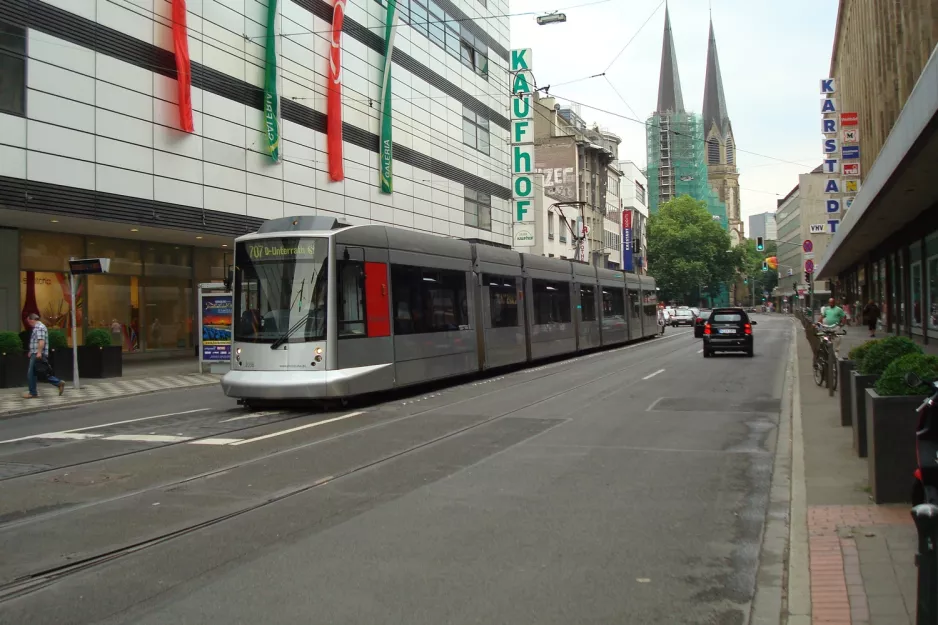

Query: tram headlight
left=315, top=347, right=323, bottom=355
left=235, top=347, right=242, bottom=364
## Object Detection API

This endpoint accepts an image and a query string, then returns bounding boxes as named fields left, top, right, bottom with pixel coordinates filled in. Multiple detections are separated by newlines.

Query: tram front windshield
left=234, top=237, right=328, bottom=344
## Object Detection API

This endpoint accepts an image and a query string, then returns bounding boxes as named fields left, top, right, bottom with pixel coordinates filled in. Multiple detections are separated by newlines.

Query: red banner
left=327, top=0, right=346, bottom=181
left=622, top=209, right=632, bottom=229
left=172, top=0, right=194, bottom=133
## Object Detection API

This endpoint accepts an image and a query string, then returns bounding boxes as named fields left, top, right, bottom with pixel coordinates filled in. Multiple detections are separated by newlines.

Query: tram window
left=532, top=279, right=571, bottom=324
left=579, top=285, right=596, bottom=321
left=602, top=287, right=625, bottom=319
left=484, top=274, right=518, bottom=327
left=337, top=260, right=366, bottom=338
left=628, top=290, right=641, bottom=318
left=391, top=265, right=469, bottom=335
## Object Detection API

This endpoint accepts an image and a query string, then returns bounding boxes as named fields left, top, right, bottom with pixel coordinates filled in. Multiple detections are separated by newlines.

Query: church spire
left=702, top=19, right=729, bottom=135
left=656, top=4, right=684, bottom=114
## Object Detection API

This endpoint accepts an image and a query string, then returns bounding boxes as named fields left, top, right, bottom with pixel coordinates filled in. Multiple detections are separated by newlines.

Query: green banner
left=378, top=0, right=398, bottom=193
left=264, top=0, right=281, bottom=162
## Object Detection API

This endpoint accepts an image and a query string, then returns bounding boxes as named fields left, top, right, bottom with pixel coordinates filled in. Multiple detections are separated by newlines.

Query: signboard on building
left=534, top=142, right=577, bottom=202
left=845, top=179, right=860, bottom=194
left=826, top=199, right=841, bottom=213
left=841, top=112, right=858, bottom=126
left=809, top=224, right=827, bottom=234
left=510, top=48, right=535, bottom=247
left=622, top=209, right=633, bottom=272
left=843, top=129, right=859, bottom=143
left=843, top=162, right=860, bottom=176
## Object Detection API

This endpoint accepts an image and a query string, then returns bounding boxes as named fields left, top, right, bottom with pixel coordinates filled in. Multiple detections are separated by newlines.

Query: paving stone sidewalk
left=794, top=326, right=919, bottom=625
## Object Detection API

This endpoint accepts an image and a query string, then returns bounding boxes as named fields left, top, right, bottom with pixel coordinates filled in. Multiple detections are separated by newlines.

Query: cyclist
left=816, top=298, right=847, bottom=356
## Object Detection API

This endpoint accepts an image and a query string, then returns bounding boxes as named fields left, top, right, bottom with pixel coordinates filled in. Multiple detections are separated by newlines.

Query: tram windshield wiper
left=269, top=316, right=312, bottom=350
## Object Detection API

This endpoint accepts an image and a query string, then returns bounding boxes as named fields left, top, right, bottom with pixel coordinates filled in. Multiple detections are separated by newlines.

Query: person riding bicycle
left=816, top=298, right=847, bottom=355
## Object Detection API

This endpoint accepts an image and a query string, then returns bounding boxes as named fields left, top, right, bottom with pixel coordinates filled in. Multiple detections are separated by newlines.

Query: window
left=579, top=285, right=596, bottom=321
left=459, top=28, right=488, bottom=77
left=0, top=21, right=26, bottom=116
left=707, top=138, right=720, bottom=165
left=548, top=213, right=555, bottom=240
left=712, top=313, right=744, bottom=323
left=635, top=182, right=645, bottom=205
left=602, top=287, right=625, bottom=319
left=726, top=141, right=735, bottom=166
left=484, top=274, right=518, bottom=327
left=391, top=265, right=468, bottom=335
left=337, top=260, right=366, bottom=338
left=464, top=189, right=492, bottom=231
left=532, top=279, right=571, bottom=324
left=462, top=106, right=490, bottom=155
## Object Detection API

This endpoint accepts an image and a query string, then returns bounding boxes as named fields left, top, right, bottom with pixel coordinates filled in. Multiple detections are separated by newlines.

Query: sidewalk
left=789, top=324, right=918, bottom=624
left=0, top=358, right=220, bottom=417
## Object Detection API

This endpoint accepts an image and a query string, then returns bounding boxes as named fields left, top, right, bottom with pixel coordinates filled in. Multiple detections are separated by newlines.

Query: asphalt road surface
left=0, top=315, right=792, bottom=625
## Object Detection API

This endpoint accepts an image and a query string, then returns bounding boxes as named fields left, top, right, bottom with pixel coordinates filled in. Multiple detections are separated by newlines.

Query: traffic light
left=756, top=236, right=765, bottom=252
left=744, top=278, right=748, bottom=284
left=762, top=261, right=768, bottom=272
left=804, top=271, right=811, bottom=283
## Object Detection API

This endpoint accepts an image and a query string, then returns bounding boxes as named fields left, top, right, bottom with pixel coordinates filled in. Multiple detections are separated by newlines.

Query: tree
left=737, top=238, right=779, bottom=303
left=646, top=195, right=742, bottom=304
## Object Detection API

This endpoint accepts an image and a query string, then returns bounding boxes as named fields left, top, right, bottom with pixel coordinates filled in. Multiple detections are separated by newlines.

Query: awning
left=816, top=44, right=938, bottom=279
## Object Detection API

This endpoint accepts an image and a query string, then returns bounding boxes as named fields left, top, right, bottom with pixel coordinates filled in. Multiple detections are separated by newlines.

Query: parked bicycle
left=813, top=323, right=848, bottom=389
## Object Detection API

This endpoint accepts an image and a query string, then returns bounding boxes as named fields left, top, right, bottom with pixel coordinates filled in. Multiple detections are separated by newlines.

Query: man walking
left=23, top=313, right=66, bottom=399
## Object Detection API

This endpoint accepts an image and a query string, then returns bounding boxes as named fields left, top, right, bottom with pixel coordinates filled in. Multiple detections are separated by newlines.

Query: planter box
left=50, top=348, right=74, bottom=381
left=865, top=388, right=921, bottom=504
left=0, top=353, right=28, bottom=389
left=839, top=359, right=855, bottom=426
left=77, top=346, right=122, bottom=379
left=851, top=371, right=879, bottom=457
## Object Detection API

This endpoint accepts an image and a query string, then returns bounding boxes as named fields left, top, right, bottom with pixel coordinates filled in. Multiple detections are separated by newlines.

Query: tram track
left=0, top=330, right=694, bottom=604
left=0, top=331, right=691, bottom=486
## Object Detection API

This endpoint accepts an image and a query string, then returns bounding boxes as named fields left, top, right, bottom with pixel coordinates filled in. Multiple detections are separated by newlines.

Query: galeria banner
left=327, top=0, right=346, bottom=181
left=263, top=0, right=281, bottom=162
left=378, top=0, right=398, bottom=193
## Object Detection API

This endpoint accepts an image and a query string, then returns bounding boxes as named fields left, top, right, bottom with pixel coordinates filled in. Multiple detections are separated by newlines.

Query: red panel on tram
left=364, top=262, right=390, bottom=337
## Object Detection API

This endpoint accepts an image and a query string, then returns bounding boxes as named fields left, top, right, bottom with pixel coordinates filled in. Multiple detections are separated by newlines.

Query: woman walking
left=863, top=300, right=880, bottom=337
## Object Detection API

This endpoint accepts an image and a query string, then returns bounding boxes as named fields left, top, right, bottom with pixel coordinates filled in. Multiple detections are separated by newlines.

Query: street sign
left=841, top=112, right=858, bottom=126
left=805, top=259, right=815, bottom=274
left=66, top=257, right=112, bottom=391
left=804, top=252, right=815, bottom=260
left=68, top=258, right=112, bottom=275
left=802, top=240, right=813, bottom=253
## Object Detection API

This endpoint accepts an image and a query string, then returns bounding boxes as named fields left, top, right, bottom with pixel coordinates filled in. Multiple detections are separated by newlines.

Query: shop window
left=391, top=265, right=468, bottom=335
left=19, top=271, right=83, bottom=345
left=88, top=274, right=140, bottom=352
left=86, top=237, right=143, bottom=275
left=144, top=276, right=192, bottom=349
left=602, top=287, right=625, bottom=319
left=532, top=279, right=570, bottom=324
left=484, top=274, right=518, bottom=327
left=0, top=21, right=26, bottom=116
left=337, top=260, right=366, bottom=338
left=579, top=285, right=596, bottom=321
left=928, top=256, right=938, bottom=333
left=628, top=289, right=641, bottom=320
left=145, top=243, right=192, bottom=279
left=20, top=231, right=84, bottom=272
left=911, top=261, right=922, bottom=328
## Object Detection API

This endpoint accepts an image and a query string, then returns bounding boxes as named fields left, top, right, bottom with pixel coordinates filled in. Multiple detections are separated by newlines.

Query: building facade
left=775, top=171, right=833, bottom=306
left=619, top=160, right=649, bottom=274
left=0, top=0, right=511, bottom=353
left=748, top=212, right=778, bottom=243
left=816, top=0, right=937, bottom=342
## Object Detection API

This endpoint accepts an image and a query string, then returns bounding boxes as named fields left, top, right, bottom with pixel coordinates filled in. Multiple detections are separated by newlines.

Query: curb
left=0, top=378, right=220, bottom=421
left=749, top=320, right=796, bottom=624
left=786, top=323, right=811, bottom=623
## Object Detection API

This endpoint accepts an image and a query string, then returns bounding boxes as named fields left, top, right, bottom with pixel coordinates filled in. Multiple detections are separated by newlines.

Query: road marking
left=642, top=369, right=665, bottom=380
left=33, top=432, right=103, bottom=440
left=103, top=434, right=192, bottom=443
left=0, top=408, right=211, bottom=444
left=697, top=349, right=703, bottom=353
left=645, top=397, right=665, bottom=412
left=230, top=411, right=365, bottom=446
left=220, top=411, right=280, bottom=423
left=189, top=437, right=243, bottom=445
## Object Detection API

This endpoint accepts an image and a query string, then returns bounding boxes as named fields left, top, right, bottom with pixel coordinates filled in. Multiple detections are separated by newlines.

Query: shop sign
left=841, top=112, right=858, bottom=126
left=822, top=158, right=839, bottom=174
left=843, top=129, right=859, bottom=143
left=842, top=145, right=860, bottom=159
left=823, top=137, right=839, bottom=154
left=622, top=209, right=633, bottom=272
left=845, top=179, right=860, bottom=194
left=200, top=294, right=233, bottom=362
left=843, top=162, right=860, bottom=176
left=844, top=196, right=856, bottom=210
left=809, top=224, right=827, bottom=234
left=821, top=97, right=838, bottom=113
left=820, top=78, right=836, bottom=94
left=510, top=48, right=536, bottom=248
left=826, top=199, right=841, bottom=213
left=822, top=117, right=837, bottom=134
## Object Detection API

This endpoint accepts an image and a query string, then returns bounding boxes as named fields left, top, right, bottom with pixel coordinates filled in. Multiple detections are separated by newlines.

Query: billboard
left=200, top=294, right=233, bottom=362
left=535, top=141, right=577, bottom=202
left=622, top=209, right=633, bottom=272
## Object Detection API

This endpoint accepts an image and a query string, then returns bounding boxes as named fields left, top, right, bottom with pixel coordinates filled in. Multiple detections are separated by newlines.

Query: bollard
left=913, top=503, right=938, bottom=625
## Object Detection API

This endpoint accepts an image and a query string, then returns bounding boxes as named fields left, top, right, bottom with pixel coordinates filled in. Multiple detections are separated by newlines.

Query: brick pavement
left=793, top=322, right=919, bottom=625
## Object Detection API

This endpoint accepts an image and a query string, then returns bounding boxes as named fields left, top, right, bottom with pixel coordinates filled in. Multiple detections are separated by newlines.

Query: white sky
left=509, top=0, right=840, bottom=226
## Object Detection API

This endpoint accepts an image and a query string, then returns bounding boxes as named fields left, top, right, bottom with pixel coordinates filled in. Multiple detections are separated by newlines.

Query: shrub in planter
left=48, top=329, right=69, bottom=349
left=848, top=338, right=880, bottom=364
left=858, top=336, right=922, bottom=376
left=864, top=353, right=937, bottom=504
left=0, top=331, right=27, bottom=389
left=47, top=329, right=73, bottom=381
left=78, top=329, right=122, bottom=378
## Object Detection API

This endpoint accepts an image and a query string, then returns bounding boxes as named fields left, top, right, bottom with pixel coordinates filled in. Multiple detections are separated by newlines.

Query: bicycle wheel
left=830, top=356, right=838, bottom=391
left=813, top=346, right=826, bottom=386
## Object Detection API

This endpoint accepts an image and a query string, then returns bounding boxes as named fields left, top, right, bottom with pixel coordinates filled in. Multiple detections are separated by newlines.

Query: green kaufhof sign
left=510, top=48, right=535, bottom=248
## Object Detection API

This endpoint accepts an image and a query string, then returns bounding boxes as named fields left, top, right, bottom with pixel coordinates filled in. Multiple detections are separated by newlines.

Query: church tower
left=702, top=19, right=743, bottom=245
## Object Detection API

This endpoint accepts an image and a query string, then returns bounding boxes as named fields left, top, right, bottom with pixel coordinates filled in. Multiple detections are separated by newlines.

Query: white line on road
left=230, top=411, right=365, bottom=446
left=697, top=349, right=703, bottom=353
left=103, top=434, right=193, bottom=443
left=33, top=432, right=103, bottom=440
left=642, top=369, right=665, bottom=380
left=189, top=437, right=243, bottom=445
left=0, top=408, right=211, bottom=444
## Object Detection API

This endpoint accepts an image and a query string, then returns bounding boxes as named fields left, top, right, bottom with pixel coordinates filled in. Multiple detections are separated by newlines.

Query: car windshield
left=234, top=237, right=328, bottom=343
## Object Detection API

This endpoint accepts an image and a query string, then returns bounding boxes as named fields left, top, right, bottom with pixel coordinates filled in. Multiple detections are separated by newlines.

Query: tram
left=221, top=216, right=660, bottom=405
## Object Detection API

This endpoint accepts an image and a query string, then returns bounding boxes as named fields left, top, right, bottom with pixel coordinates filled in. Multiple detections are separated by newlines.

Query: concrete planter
left=0, top=353, right=28, bottom=389
left=77, top=346, right=122, bottom=378
left=865, top=389, right=922, bottom=504
left=838, top=359, right=855, bottom=426
left=851, top=371, right=879, bottom=457
left=49, top=348, right=74, bottom=381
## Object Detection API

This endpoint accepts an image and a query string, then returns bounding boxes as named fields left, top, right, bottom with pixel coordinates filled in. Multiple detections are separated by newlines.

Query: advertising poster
left=201, top=294, right=233, bottom=362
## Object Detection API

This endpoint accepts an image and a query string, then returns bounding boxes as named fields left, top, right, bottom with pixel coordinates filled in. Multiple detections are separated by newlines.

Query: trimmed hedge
left=0, top=332, right=23, bottom=354
left=858, top=336, right=922, bottom=376
left=48, top=329, right=69, bottom=349
left=848, top=338, right=881, bottom=363
left=875, top=353, right=938, bottom=396
left=85, top=329, right=112, bottom=348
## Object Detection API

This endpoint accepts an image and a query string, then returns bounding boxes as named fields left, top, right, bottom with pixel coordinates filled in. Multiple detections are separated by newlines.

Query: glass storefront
left=18, top=230, right=230, bottom=354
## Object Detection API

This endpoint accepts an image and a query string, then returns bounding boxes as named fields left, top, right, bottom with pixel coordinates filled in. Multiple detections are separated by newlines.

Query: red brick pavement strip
left=807, top=505, right=913, bottom=624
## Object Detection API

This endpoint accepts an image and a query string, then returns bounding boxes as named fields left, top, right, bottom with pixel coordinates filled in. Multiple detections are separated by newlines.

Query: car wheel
left=703, top=349, right=710, bottom=358
left=746, top=347, right=754, bottom=357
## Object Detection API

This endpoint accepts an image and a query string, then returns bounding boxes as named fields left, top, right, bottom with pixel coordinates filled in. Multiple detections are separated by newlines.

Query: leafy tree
left=737, top=238, right=779, bottom=303
left=647, top=195, right=741, bottom=304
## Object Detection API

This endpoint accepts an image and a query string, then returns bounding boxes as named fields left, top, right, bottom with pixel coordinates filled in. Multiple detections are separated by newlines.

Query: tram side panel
left=626, top=280, right=642, bottom=342
left=474, top=247, right=527, bottom=370
left=598, top=268, right=629, bottom=347
left=386, top=248, right=478, bottom=388
left=640, top=276, right=659, bottom=339
left=573, top=263, right=601, bottom=351
left=523, top=259, right=577, bottom=361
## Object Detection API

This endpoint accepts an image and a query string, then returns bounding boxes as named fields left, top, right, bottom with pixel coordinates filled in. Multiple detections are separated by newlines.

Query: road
left=0, top=315, right=792, bottom=625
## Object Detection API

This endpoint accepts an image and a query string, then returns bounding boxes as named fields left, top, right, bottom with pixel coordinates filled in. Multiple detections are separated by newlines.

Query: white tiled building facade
left=0, top=0, right=512, bottom=243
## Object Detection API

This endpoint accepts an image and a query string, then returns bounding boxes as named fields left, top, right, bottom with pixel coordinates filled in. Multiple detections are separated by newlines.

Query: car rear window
left=712, top=313, right=743, bottom=322
left=676, top=310, right=692, bottom=316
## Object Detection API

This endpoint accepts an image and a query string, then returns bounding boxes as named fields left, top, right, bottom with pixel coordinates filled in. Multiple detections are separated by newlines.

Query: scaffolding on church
left=645, top=111, right=727, bottom=229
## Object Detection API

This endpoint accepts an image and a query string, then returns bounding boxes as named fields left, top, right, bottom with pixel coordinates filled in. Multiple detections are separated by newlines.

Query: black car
left=693, top=314, right=707, bottom=338
left=702, top=308, right=756, bottom=357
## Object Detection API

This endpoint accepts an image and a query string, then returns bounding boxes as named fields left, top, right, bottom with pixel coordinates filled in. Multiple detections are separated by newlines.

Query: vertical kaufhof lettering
left=511, top=49, right=535, bottom=247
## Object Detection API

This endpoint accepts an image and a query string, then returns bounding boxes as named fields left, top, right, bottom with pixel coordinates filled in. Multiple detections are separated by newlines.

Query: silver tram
left=221, top=216, right=660, bottom=405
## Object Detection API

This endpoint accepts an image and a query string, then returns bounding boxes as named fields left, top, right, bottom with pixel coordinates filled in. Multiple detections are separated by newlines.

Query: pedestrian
left=23, top=313, right=66, bottom=399
left=863, top=300, right=880, bottom=338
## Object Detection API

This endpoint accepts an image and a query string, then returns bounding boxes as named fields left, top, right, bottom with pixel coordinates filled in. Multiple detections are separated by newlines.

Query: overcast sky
left=509, top=0, right=839, bottom=226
